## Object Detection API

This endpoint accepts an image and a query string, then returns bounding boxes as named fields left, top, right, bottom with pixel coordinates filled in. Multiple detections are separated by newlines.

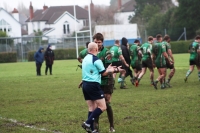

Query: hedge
left=0, top=52, right=17, bottom=63
left=27, top=41, right=193, bottom=61
left=28, top=47, right=85, bottom=61
left=170, top=40, right=192, bottom=53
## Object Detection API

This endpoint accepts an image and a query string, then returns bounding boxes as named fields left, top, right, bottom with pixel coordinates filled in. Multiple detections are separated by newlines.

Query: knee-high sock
left=186, top=70, right=192, bottom=78
left=120, top=76, right=125, bottom=87
left=88, top=111, right=93, bottom=131
left=106, top=102, right=114, bottom=128
left=86, top=108, right=102, bottom=126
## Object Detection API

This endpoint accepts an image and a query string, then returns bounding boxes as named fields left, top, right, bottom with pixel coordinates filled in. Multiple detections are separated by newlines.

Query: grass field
left=0, top=53, right=200, bottom=133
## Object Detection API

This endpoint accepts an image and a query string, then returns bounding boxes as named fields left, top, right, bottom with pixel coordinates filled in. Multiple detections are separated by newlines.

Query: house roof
left=26, top=5, right=88, bottom=23
left=121, top=0, right=136, bottom=12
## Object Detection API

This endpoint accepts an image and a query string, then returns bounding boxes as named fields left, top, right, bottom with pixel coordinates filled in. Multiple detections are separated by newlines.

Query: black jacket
left=45, top=45, right=54, bottom=65
left=121, top=37, right=131, bottom=64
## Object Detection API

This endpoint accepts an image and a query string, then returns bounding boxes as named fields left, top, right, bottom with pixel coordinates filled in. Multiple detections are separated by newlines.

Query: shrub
left=170, top=40, right=192, bottom=53
left=0, top=52, right=17, bottom=63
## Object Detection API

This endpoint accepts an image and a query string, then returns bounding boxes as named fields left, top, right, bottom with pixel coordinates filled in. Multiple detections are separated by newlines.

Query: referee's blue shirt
left=82, top=53, right=105, bottom=84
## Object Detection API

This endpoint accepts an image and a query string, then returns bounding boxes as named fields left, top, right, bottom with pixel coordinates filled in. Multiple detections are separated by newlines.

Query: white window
left=63, top=21, right=70, bottom=34
left=0, top=19, right=12, bottom=32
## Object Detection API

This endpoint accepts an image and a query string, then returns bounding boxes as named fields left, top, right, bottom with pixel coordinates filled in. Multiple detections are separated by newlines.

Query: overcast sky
left=0, top=0, right=110, bottom=11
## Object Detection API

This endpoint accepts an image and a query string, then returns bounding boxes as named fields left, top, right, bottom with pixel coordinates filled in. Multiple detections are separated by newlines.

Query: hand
left=78, top=81, right=83, bottom=88
left=153, top=63, right=156, bottom=68
left=117, top=66, right=125, bottom=73
left=125, top=63, right=129, bottom=67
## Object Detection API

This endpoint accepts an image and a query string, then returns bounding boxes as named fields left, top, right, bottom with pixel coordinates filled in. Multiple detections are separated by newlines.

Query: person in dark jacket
left=119, top=37, right=134, bottom=88
left=34, top=47, right=44, bottom=76
left=45, top=44, right=55, bottom=75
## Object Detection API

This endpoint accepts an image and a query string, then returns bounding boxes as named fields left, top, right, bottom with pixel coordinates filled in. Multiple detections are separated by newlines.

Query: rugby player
left=109, top=40, right=129, bottom=89
left=184, top=35, right=200, bottom=82
left=135, top=36, right=154, bottom=87
left=81, top=42, right=122, bottom=133
left=162, top=35, right=175, bottom=87
left=152, top=34, right=173, bottom=89
left=129, top=40, right=142, bottom=85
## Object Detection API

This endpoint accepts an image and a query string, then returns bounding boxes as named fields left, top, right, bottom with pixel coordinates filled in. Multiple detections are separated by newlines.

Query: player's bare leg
left=185, top=65, right=194, bottom=82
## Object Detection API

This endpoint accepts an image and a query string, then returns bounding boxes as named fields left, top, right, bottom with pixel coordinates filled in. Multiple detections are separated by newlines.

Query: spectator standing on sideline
left=81, top=42, right=122, bottom=133
left=34, top=47, right=44, bottom=76
left=45, top=44, right=54, bottom=75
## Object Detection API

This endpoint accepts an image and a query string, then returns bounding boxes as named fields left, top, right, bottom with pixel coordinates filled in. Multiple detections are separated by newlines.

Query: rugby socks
left=88, top=111, right=94, bottom=131
left=106, top=102, right=114, bottom=128
left=186, top=70, right=192, bottom=78
left=93, top=116, right=99, bottom=131
left=120, top=76, right=125, bottom=87
left=86, top=108, right=102, bottom=125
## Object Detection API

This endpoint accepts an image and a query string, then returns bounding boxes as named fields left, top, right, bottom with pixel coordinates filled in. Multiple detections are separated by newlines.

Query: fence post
left=184, top=27, right=187, bottom=41
left=164, top=29, right=167, bottom=35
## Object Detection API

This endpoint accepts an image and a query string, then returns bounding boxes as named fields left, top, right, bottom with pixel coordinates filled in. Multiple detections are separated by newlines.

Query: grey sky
left=0, top=0, right=110, bottom=11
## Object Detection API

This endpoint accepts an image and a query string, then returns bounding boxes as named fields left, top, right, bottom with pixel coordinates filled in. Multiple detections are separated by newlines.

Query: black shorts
left=142, top=58, right=153, bottom=69
left=101, top=85, right=113, bottom=94
left=190, top=60, right=196, bottom=65
left=82, top=81, right=104, bottom=100
left=131, top=61, right=142, bottom=71
left=157, top=65, right=166, bottom=69
left=105, top=61, right=122, bottom=68
left=166, top=60, right=174, bottom=69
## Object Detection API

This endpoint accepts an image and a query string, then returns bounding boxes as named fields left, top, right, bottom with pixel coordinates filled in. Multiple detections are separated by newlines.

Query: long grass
left=0, top=54, right=200, bottom=133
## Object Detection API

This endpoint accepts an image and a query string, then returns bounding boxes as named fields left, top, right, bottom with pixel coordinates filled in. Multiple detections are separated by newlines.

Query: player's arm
left=77, top=56, right=83, bottom=63
left=151, top=53, right=156, bottom=68
left=119, top=55, right=129, bottom=67
left=167, top=49, right=174, bottom=62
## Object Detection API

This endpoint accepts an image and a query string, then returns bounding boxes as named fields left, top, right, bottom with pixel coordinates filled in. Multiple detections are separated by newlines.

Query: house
left=26, top=2, right=89, bottom=38
left=114, top=0, right=136, bottom=24
left=0, top=7, right=22, bottom=37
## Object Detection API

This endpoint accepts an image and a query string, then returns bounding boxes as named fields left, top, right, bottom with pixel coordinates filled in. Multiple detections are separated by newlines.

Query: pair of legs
left=97, top=85, right=115, bottom=132
left=130, top=63, right=142, bottom=85
left=45, top=64, right=52, bottom=75
left=185, top=61, right=200, bottom=82
left=110, top=61, right=126, bottom=89
left=154, top=67, right=167, bottom=89
left=136, top=59, right=154, bottom=87
left=36, top=63, right=42, bottom=76
left=82, top=82, right=106, bottom=133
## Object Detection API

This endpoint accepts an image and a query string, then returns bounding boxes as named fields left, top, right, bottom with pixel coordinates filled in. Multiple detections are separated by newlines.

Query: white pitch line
left=0, top=116, right=63, bottom=133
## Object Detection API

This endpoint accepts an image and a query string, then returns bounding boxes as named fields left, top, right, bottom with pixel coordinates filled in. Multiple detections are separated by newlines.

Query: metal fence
left=0, top=36, right=90, bottom=61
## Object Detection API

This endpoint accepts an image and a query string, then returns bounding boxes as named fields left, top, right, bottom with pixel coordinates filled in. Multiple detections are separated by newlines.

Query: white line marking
left=0, top=116, right=63, bottom=133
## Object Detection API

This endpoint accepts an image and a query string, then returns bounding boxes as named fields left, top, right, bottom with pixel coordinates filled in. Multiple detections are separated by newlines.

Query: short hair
left=93, top=33, right=104, bottom=42
left=115, top=40, right=120, bottom=44
left=156, top=34, right=162, bottom=40
left=163, top=35, right=170, bottom=41
left=134, top=39, right=140, bottom=43
left=148, top=36, right=154, bottom=41
left=195, top=35, right=200, bottom=40
left=86, top=42, right=90, bottom=48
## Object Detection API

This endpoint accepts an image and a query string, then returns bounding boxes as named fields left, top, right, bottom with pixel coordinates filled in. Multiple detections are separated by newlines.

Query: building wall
left=45, top=13, right=83, bottom=38
left=0, top=8, right=21, bottom=37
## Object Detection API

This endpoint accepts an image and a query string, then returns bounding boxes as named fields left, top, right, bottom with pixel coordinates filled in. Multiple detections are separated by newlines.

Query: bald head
left=88, top=42, right=98, bottom=55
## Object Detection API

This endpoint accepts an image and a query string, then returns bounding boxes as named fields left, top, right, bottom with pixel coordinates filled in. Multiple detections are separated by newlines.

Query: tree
left=0, top=31, right=8, bottom=44
left=174, top=0, right=200, bottom=39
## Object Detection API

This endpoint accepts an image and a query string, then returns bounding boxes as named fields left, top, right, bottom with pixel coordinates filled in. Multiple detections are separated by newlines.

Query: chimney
left=118, top=0, right=122, bottom=11
left=43, top=4, right=48, bottom=11
left=90, top=0, right=94, bottom=16
left=29, top=1, right=34, bottom=21
left=12, top=8, right=19, bottom=22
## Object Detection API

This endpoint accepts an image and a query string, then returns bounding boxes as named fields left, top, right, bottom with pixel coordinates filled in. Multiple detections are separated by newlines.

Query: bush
left=0, top=52, right=17, bottom=63
left=27, top=47, right=85, bottom=61
left=170, top=40, right=192, bottom=53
